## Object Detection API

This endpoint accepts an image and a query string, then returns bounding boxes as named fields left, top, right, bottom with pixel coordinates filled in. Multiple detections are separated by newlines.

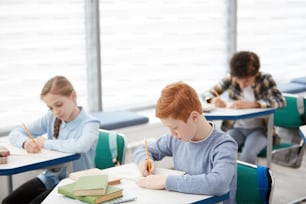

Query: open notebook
left=100, top=163, right=185, bottom=181
left=70, top=163, right=185, bottom=183
left=101, top=191, right=137, bottom=204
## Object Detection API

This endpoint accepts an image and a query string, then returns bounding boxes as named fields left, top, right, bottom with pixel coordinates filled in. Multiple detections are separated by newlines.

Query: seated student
left=203, top=51, right=286, bottom=164
left=133, top=81, right=238, bottom=204
left=3, top=76, right=100, bottom=204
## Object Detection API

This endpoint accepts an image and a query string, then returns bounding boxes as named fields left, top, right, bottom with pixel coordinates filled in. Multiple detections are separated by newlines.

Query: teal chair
left=274, top=94, right=306, bottom=128
left=236, top=160, right=274, bottom=204
left=95, top=129, right=126, bottom=169
left=258, top=94, right=306, bottom=168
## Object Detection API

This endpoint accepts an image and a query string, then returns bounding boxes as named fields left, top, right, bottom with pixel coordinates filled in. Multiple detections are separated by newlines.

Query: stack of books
left=0, top=145, right=10, bottom=164
left=58, top=175, right=123, bottom=204
left=69, top=168, right=121, bottom=185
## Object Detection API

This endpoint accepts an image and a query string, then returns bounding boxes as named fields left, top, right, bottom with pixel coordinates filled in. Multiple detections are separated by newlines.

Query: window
left=237, top=0, right=306, bottom=83
left=99, top=0, right=229, bottom=110
left=0, top=0, right=87, bottom=129
left=5, top=1, right=305, bottom=130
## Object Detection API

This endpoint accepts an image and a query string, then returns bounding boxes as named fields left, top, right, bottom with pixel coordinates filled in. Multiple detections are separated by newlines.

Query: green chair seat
left=260, top=94, right=306, bottom=167
left=274, top=94, right=306, bottom=128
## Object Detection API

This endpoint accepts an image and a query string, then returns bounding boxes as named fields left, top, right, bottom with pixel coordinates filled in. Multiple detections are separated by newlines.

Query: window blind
left=0, top=0, right=239, bottom=130
left=99, top=0, right=229, bottom=110
left=237, top=0, right=306, bottom=83
left=0, top=0, right=87, bottom=130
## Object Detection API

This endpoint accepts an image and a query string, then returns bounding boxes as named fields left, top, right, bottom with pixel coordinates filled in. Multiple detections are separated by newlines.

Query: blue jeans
left=227, top=127, right=267, bottom=164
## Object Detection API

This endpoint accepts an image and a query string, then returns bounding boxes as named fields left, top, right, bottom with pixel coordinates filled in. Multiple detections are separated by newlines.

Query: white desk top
left=42, top=163, right=229, bottom=204
left=0, top=137, right=80, bottom=175
left=204, top=107, right=276, bottom=120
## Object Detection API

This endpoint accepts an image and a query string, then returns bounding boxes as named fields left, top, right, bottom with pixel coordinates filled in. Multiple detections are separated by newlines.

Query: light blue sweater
left=8, top=107, right=100, bottom=189
left=134, top=122, right=238, bottom=204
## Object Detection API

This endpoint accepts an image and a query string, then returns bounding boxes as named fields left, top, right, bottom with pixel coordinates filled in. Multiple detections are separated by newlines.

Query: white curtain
left=237, top=0, right=306, bottom=83
left=0, top=0, right=87, bottom=129
left=2, top=0, right=305, bottom=130
left=99, top=0, right=229, bottom=110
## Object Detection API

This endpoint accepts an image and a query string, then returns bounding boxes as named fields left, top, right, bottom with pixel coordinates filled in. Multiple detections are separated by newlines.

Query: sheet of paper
left=100, top=163, right=185, bottom=181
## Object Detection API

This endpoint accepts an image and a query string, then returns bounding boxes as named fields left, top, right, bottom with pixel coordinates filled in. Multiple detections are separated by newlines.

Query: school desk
left=42, top=163, right=230, bottom=204
left=204, top=107, right=276, bottom=168
left=0, top=137, right=80, bottom=194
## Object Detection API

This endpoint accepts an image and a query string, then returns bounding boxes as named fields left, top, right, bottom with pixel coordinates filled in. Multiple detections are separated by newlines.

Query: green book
left=73, top=175, right=108, bottom=196
left=58, top=182, right=123, bottom=204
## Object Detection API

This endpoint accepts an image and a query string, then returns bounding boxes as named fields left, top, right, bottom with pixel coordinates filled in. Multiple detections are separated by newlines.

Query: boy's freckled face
left=161, top=117, right=194, bottom=141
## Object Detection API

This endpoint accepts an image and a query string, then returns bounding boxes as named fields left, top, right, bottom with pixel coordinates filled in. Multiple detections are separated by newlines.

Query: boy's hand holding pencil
left=137, top=159, right=155, bottom=177
left=136, top=140, right=167, bottom=190
left=137, top=138, right=155, bottom=177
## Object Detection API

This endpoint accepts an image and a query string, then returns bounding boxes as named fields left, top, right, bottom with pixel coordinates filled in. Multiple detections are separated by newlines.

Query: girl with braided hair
left=3, top=76, right=100, bottom=204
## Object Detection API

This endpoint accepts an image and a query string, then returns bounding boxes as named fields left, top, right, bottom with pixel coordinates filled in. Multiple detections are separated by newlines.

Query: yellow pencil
left=144, top=138, right=151, bottom=173
left=22, top=123, right=39, bottom=146
left=212, top=89, right=219, bottom=97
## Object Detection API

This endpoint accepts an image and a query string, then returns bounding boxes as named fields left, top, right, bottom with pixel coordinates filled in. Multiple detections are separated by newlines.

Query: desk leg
left=266, top=114, right=274, bottom=168
left=7, top=175, right=13, bottom=193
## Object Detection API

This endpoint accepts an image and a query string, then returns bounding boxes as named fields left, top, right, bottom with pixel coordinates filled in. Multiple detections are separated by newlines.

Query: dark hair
left=230, top=51, right=260, bottom=78
left=40, top=76, right=75, bottom=139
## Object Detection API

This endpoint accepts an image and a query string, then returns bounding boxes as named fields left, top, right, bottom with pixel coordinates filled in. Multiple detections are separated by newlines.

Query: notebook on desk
left=102, top=191, right=137, bottom=204
left=100, top=163, right=185, bottom=181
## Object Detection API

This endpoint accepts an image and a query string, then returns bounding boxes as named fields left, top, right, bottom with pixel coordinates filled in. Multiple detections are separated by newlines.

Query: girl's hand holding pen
left=22, top=122, right=41, bottom=152
left=23, top=139, right=41, bottom=153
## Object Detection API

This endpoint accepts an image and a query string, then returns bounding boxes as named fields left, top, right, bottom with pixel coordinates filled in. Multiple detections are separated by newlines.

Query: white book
left=69, top=168, right=121, bottom=185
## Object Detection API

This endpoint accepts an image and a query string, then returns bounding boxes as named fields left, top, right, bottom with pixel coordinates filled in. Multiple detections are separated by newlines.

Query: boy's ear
left=190, top=111, right=198, bottom=121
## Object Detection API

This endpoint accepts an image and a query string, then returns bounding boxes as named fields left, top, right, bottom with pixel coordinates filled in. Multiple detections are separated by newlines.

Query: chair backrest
left=274, top=94, right=306, bottom=128
left=95, top=129, right=126, bottom=169
left=236, top=161, right=274, bottom=204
